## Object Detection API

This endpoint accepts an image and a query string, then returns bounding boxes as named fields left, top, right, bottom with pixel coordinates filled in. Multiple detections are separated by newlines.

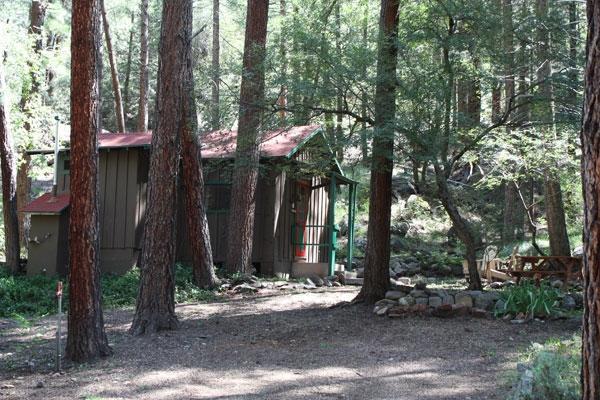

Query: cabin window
left=63, top=159, right=70, bottom=172
left=205, top=184, right=231, bottom=212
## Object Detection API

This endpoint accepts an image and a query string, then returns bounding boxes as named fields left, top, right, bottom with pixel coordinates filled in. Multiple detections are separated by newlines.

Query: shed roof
left=28, top=125, right=323, bottom=159
left=20, top=192, right=70, bottom=214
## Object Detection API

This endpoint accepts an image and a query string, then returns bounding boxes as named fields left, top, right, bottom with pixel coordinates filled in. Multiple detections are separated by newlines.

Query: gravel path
left=0, top=287, right=580, bottom=400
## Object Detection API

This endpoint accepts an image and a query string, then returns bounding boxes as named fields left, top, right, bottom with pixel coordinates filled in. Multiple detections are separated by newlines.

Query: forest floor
left=0, top=287, right=580, bottom=400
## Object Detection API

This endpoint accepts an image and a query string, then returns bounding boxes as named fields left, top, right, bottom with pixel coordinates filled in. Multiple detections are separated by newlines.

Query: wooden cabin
left=23, top=125, right=358, bottom=278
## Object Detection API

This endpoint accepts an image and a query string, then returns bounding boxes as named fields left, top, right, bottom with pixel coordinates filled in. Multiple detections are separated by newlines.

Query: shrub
left=496, top=281, right=561, bottom=318
left=510, top=336, right=581, bottom=400
left=0, top=263, right=216, bottom=319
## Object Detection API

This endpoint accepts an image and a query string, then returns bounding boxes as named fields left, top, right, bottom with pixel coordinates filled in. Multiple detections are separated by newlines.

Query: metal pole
left=52, top=116, right=60, bottom=196
left=56, top=281, right=63, bottom=372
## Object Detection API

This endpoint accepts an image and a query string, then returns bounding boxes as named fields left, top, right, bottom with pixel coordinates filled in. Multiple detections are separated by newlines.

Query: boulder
left=551, top=279, right=564, bottom=289
left=442, top=294, right=455, bottom=305
left=398, top=296, right=416, bottom=306
left=409, top=289, right=428, bottom=298
left=414, top=280, right=427, bottom=290
left=385, top=290, right=405, bottom=301
left=428, top=296, right=442, bottom=308
left=470, top=308, right=490, bottom=319
left=232, top=283, right=259, bottom=294
left=494, top=299, right=506, bottom=313
left=415, top=297, right=429, bottom=306
left=355, top=268, right=365, bottom=278
left=561, top=295, right=576, bottom=310
left=455, top=292, right=473, bottom=307
left=396, top=277, right=411, bottom=285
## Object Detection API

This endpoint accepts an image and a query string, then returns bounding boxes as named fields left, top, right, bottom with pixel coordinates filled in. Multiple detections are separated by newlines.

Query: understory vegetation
left=510, top=336, right=581, bottom=400
left=0, top=264, right=216, bottom=319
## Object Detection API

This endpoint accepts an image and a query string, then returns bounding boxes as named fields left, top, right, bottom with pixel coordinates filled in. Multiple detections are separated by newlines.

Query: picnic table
left=508, top=255, right=582, bottom=285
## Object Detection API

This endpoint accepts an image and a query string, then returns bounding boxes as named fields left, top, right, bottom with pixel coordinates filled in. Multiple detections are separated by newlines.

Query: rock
left=561, top=295, right=576, bottom=310
left=428, top=296, right=442, bottom=308
left=442, top=294, right=455, bottom=305
left=308, top=275, right=324, bottom=287
left=489, top=281, right=504, bottom=289
left=396, top=277, right=411, bottom=285
left=572, top=245, right=584, bottom=257
left=232, top=283, right=259, bottom=294
left=570, top=292, right=583, bottom=308
left=455, top=292, right=473, bottom=307
left=431, top=304, right=454, bottom=318
left=415, top=297, right=428, bottom=306
left=551, top=279, right=564, bottom=289
left=409, top=289, right=428, bottom=298
left=390, top=282, right=413, bottom=293
left=35, top=381, right=44, bottom=389
left=398, top=296, right=416, bottom=306
left=345, top=278, right=364, bottom=286
left=303, top=284, right=317, bottom=290
left=414, top=280, right=427, bottom=290
left=332, top=281, right=342, bottom=287
left=474, top=292, right=499, bottom=311
left=470, top=308, right=490, bottom=319
left=375, top=305, right=390, bottom=316
left=385, top=290, right=405, bottom=301
left=356, top=267, right=365, bottom=278
left=1, top=384, right=15, bottom=389
left=376, top=299, right=398, bottom=307
left=495, top=299, right=506, bottom=313
left=451, top=304, right=471, bottom=316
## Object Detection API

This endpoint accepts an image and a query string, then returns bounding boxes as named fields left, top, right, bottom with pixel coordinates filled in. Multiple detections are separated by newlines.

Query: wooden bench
left=508, top=255, right=582, bottom=285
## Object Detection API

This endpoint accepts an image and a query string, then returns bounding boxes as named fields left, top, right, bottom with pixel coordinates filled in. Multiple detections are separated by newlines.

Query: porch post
left=347, top=183, right=357, bottom=271
left=328, top=174, right=337, bottom=276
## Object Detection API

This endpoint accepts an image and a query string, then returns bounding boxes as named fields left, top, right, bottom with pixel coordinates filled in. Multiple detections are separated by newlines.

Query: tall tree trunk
left=66, top=0, right=111, bottom=362
left=180, top=49, right=219, bottom=289
left=435, top=163, right=481, bottom=289
left=276, top=0, right=287, bottom=125
left=137, top=0, right=149, bottom=131
left=354, top=0, right=399, bottom=304
left=122, top=10, right=135, bottom=128
left=536, top=0, right=571, bottom=256
left=581, top=2, right=600, bottom=396
left=225, top=0, right=269, bottom=274
left=210, top=0, right=220, bottom=130
left=100, top=0, right=125, bottom=132
left=334, top=2, right=343, bottom=161
left=130, top=0, right=192, bottom=335
left=502, top=0, right=518, bottom=246
left=18, top=0, right=47, bottom=254
left=0, top=60, right=20, bottom=274
left=360, top=3, right=369, bottom=162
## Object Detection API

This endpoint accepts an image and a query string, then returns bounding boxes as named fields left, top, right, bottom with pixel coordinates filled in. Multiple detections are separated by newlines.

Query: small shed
left=23, top=125, right=357, bottom=278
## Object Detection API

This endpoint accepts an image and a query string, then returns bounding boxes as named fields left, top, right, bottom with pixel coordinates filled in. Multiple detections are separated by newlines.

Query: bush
left=510, top=336, right=581, bottom=400
left=496, top=281, right=561, bottom=318
left=0, top=264, right=216, bottom=319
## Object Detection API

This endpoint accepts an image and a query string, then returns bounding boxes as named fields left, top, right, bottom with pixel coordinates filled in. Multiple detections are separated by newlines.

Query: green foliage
left=0, top=266, right=59, bottom=318
left=511, top=336, right=581, bottom=400
left=496, top=282, right=561, bottom=318
left=0, top=264, right=215, bottom=319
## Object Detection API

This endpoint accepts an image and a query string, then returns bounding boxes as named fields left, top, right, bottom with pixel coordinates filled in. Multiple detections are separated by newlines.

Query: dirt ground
left=0, top=287, right=581, bottom=400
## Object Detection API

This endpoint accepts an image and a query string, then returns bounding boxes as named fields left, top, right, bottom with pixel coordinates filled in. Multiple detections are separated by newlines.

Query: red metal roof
left=21, top=192, right=70, bottom=214
left=95, top=125, right=322, bottom=158
left=98, top=132, right=152, bottom=149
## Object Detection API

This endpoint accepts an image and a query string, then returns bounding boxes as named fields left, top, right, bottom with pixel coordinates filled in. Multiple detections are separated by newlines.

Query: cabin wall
left=26, top=213, right=69, bottom=276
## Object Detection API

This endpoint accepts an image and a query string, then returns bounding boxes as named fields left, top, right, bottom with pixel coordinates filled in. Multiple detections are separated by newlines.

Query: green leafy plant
left=510, top=336, right=581, bottom=400
left=496, top=281, right=561, bottom=318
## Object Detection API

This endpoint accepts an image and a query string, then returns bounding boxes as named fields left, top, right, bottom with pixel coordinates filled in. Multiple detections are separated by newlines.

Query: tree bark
left=123, top=11, right=135, bottom=128
left=0, top=60, right=20, bottom=274
left=100, top=0, right=125, bottom=132
left=276, top=0, right=287, bottom=125
left=66, top=0, right=111, bottom=362
left=581, top=2, right=600, bottom=396
left=130, top=0, right=192, bottom=335
left=210, top=0, right=220, bottom=130
left=536, top=0, right=571, bottom=256
left=18, top=0, right=47, bottom=254
left=225, top=0, right=269, bottom=274
left=354, top=0, right=399, bottom=304
left=137, top=0, right=149, bottom=131
left=180, top=49, right=219, bottom=289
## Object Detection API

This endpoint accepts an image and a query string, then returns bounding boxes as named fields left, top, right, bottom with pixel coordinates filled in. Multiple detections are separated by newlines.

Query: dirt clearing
left=0, top=287, right=580, bottom=399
